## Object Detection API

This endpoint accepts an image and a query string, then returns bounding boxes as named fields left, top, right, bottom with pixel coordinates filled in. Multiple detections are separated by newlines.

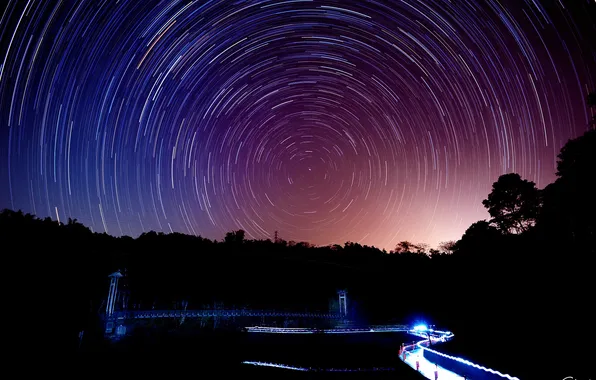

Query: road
left=400, top=328, right=520, bottom=380
left=242, top=325, right=519, bottom=379
left=403, top=347, right=465, bottom=380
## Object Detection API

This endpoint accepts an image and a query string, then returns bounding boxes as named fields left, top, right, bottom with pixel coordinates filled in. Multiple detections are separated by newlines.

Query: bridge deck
left=113, top=310, right=343, bottom=319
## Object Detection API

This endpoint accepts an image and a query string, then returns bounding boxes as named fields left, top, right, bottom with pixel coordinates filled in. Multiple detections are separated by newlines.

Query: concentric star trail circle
left=1, top=0, right=594, bottom=249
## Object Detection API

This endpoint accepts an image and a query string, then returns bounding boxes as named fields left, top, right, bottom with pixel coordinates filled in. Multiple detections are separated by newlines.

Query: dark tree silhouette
left=437, top=240, right=457, bottom=254
left=452, top=220, right=501, bottom=255
left=394, top=240, right=415, bottom=253
left=224, top=229, right=245, bottom=244
left=482, top=173, right=540, bottom=234
left=555, top=129, right=596, bottom=180
left=539, top=128, right=596, bottom=251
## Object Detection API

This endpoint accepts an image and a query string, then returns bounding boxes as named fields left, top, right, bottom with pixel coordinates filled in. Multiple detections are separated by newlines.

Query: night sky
left=1, top=1, right=594, bottom=250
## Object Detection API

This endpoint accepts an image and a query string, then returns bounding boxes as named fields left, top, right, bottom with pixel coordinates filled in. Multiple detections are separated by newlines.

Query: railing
left=241, top=325, right=411, bottom=371
left=245, top=325, right=409, bottom=334
left=421, top=347, right=520, bottom=380
left=113, top=309, right=342, bottom=319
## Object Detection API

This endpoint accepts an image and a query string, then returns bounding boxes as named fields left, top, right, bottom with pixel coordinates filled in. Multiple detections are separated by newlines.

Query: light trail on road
left=241, top=325, right=521, bottom=379
left=401, top=327, right=521, bottom=380
left=245, top=326, right=408, bottom=334
left=403, top=346, right=463, bottom=380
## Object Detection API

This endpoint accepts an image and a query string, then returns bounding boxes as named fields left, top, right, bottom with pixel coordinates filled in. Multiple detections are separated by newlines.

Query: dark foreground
left=78, top=330, right=424, bottom=379
left=434, top=333, right=592, bottom=380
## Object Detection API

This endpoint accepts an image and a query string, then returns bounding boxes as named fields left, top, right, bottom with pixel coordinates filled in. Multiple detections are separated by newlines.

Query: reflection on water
left=85, top=330, right=420, bottom=377
left=244, top=332, right=408, bottom=368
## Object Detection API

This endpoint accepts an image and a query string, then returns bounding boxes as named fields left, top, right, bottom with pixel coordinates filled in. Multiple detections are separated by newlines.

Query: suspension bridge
left=103, top=270, right=350, bottom=336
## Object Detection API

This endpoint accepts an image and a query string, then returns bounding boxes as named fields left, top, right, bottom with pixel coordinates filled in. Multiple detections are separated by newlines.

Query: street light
left=413, top=323, right=434, bottom=346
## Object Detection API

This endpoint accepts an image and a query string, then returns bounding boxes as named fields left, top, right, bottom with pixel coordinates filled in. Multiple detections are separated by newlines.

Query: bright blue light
left=413, top=324, right=427, bottom=331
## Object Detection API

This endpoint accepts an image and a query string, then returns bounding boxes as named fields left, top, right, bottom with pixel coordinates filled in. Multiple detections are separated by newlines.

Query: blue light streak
left=243, top=325, right=521, bottom=379
left=242, top=361, right=309, bottom=371
left=241, top=361, right=396, bottom=372
left=245, top=325, right=408, bottom=333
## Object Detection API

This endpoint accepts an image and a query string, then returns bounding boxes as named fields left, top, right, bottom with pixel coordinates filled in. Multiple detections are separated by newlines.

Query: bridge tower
left=105, top=271, right=124, bottom=336
left=338, top=290, right=347, bottom=317
left=106, top=271, right=123, bottom=317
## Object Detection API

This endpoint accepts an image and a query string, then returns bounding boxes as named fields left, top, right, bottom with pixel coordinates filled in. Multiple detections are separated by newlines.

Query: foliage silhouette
left=482, top=173, right=541, bottom=234
left=437, top=240, right=457, bottom=254
left=539, top=128, right=596, bottom=252
left=225, top=229, right=246, bottom=244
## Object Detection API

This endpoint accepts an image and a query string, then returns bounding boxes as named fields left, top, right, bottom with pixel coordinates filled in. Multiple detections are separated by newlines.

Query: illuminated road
left=403, top=347, right=463, bottom=380
left=241, top=325, right=520, bottom=379
left=401, top=327, right=520, bottom=380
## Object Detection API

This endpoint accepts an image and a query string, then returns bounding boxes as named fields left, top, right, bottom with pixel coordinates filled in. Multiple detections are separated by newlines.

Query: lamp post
left=427, top=324, right=435, bottom=346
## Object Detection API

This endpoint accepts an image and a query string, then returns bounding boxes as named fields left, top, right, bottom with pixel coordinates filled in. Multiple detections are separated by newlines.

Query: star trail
left=1, top=0, right=594, bottom=249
